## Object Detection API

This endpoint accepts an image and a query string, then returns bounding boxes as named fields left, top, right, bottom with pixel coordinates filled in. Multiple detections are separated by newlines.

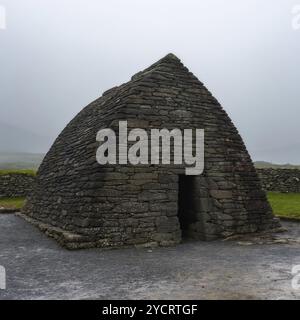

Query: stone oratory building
left=21, top=54, right=280, bottom=249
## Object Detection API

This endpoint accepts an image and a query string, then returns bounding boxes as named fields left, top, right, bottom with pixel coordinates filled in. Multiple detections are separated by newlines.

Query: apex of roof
left=148, top=52, right=183, bottom=68
left=160, top=52, right=181, bottom=62
left=103, top=53, right=190, bottom=96
left=130, top=53, right=184, bottom=82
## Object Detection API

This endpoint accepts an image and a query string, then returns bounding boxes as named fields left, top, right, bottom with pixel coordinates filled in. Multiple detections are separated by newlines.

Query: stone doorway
left=177, top=175, right=199, bottom=239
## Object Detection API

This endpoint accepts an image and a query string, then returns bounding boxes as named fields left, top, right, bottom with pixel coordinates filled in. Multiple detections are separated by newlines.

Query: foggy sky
left=0, top=0, right=299, bottom=163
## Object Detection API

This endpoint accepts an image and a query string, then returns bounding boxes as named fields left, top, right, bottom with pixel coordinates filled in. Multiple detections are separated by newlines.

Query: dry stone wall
left=1, top=168, right=299, bottom=201
left=257, top=168, right=300, bottom=193
left=0, top=173, right=36, bottom=198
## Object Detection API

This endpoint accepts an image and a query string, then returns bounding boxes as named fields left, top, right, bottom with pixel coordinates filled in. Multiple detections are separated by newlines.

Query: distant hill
left=0, top=122, right=51, bottom=154
left=0, top=152, right=45, bottom=170
left=254, top=161, right=300, bottom=170
left=0, top=152, right=299, bottom=171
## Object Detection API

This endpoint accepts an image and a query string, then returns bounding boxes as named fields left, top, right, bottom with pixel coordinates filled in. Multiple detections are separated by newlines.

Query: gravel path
left=0, top=214, right=299, bottom=300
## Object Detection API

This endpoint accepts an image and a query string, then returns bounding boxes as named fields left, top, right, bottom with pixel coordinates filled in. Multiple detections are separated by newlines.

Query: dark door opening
left=178, top=175, right=198, bottom=239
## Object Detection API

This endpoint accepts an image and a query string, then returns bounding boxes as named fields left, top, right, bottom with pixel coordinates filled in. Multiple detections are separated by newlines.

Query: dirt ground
left=0, top=214, right=299, bottom=300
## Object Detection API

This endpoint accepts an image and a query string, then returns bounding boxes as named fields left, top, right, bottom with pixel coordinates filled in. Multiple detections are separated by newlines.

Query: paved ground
left=0, top=214, right=300, bottom=300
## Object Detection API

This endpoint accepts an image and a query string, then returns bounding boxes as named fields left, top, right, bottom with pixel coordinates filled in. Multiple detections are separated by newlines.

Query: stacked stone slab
left=0, top=173, right=35, bottom=198
left=21, top=53, right=280, bottom=249
left=257, top=168, right=300, bottom=193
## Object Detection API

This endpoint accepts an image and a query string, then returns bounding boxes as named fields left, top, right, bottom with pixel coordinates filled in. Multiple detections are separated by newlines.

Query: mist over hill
left=0, top=152, right=45, bottom=170
left=0, top=121, right=299, bottom=170
left=0, top=150, right=298, bottom=171
left=0, top=122, right=52, bottom=154
left=0, top=122, right=49, bottom=169
left=254, top=161, right=300, bottom=170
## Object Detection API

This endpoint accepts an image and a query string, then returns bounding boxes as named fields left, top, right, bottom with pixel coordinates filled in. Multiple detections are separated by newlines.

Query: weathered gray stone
left=210, top=190, right=233, bottom=199
left=257, top=168, right=300, bottom=193
left=0, top=173, right=36, bottom=198
left=20, top=53, right=280, bottom=249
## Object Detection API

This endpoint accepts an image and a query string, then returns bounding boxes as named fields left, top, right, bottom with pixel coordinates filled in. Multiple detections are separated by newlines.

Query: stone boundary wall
left=0, top=173, right=36, bottom=198
left=0, top=169, right=299, bottom=199
left=256, top=168, right=300, bottom=193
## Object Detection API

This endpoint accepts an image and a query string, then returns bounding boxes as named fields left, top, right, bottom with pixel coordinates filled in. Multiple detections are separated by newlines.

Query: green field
left=0, top=169, right=36, bottom=176
left=267, top=192, right=300, bottom=219
left=0, top=197, right=25, bottom=209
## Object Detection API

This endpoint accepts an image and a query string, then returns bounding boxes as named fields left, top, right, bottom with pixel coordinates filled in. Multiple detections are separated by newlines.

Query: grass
left=267, top=192, right=300, bottom=219
left=0, top=197, right=25, bottom=209
left=0, top=169, right=36, bottom=176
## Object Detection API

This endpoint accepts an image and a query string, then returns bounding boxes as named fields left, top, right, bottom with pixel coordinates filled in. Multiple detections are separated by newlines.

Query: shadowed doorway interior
left=178, top=175, right=198, bottom=239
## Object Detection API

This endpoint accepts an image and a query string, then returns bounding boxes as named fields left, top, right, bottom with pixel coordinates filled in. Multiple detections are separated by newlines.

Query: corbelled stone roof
left=21, top=53, right=280, bottom=249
